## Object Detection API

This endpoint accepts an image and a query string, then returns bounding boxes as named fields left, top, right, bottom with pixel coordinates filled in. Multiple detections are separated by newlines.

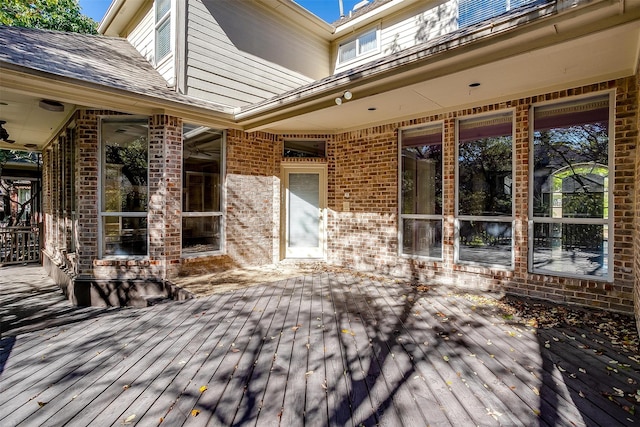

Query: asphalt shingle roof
left=0, top=25, right=230, bottom=113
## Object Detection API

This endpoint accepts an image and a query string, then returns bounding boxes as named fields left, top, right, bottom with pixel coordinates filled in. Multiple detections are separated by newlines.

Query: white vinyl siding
left=185, top=0, right=327, bottom=107
left=127, top=4, right=175, bottom=85
left=333, top=0, right=540, bottom=74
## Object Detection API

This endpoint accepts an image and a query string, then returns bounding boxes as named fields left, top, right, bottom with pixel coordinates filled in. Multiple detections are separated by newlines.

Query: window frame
left=455, top=110, right=516, bottom=269
left=181, top=127, right=226, bottom=259
left=98, top=116, right=150, bottom=259
left=337, top=27, right=380, bottom=65
left=154, top=0, right=172, bottom=65
left=398, top=122, right=444, bottom=260
left=528, top=91, right=615, bottom=281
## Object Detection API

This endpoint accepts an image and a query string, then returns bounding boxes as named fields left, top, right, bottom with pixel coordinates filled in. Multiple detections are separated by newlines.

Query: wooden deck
left=1, top=265, right=639, bottom=426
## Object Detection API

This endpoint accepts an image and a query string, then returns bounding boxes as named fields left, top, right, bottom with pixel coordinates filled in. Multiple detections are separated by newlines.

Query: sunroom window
left=100, top=118, right=149, bottom=257
left=457, top=112, right=513, bottom=267
left=400, top=124, right=443, bottom=258
left=530, top=94, right=612, bottom=279
left=338, top=28, right=378, bottom=64
left=155, top=0, right=171, bottom=63
left=182, top=125, right=224, bottom=256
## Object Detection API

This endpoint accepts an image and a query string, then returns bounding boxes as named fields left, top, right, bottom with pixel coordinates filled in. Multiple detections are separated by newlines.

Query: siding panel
left=186, top=0, right=328, bottom=107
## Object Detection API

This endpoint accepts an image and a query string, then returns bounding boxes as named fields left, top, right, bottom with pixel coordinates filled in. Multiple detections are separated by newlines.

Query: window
left=283, top=140, right=326, bottom=158
left=530, top=94, right=612, bottom=279
left=457, top=112, right=513, bottom=267
left=182, top=124, right=224, bottom=256
left=100, top=118, right=149, bottom=257
left=155, top=0, right=171, bottom=63
left=338, top=28, right=379, bottom=64
left=458, top=0, right=540, bottom=28
left=400, top=124, right=443, bottom=258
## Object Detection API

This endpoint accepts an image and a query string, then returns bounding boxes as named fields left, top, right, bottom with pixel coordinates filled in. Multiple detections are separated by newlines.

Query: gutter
left=97, top=0, right=124, bottom=35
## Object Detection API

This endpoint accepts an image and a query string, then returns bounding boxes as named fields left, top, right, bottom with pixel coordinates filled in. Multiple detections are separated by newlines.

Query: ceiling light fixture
left=24, top=143, right=38, bottom=149
left=39, top=99, right=64, bottom=112
left=469, top=82, right=481, bottom=88
left=335, top=97, right=343, bottom=105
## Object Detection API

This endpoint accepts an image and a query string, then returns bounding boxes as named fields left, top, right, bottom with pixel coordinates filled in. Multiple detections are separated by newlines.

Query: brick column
left=148, top=114, right=183, bottom=280
left=74, top=111, right=100, bottom=278
left=513, top=101, right=530, bottom=281
left=632, top=65, right=640, bottom=335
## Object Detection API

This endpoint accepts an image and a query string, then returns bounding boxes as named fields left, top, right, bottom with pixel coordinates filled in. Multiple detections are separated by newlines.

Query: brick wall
left=223, top=129, right=279, bottom=267
left=329, top=80, right=637, bottom=314
left=634, top=59, right=640, bottom=333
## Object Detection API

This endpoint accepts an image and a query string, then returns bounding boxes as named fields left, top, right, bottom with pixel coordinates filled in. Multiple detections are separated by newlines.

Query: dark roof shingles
left=0, top=25, right=229, bottom=112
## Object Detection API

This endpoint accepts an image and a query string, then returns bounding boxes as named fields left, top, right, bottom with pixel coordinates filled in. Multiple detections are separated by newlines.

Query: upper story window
left=530, top=93, right=612, bottom=280
left=458, top=0, right=540, bottom=28
left=182, top=125, right=224, bottom=257
left=155, top=0, right=171, bottom=63
left=338, top=28, right=379, bottom=64
left=400, top=124, right=443, bottom=259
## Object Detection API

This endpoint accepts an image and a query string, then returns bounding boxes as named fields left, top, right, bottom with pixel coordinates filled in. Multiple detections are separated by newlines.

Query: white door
left=282, top=165, right=326, bottom=259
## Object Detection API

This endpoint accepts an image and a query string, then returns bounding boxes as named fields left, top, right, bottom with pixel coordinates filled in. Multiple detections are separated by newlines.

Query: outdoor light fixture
left=39, top=99, right=64, bottom=112
left=335, top=91, right=353, bottom=105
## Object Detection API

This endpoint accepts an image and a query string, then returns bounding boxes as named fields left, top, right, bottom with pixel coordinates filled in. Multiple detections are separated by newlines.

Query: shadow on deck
left=0, top=264, right=638, bottom=426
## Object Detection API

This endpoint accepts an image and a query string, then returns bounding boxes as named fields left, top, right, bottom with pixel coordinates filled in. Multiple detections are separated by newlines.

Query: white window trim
left=398, top=122, right=445, bottom=260
left=455, top=110, right=516, bottom=270
left=154, top=0, right=173, bottom=66
left=181, top=129, right=226, bottom=259
left=527, top=90, right=615, bottom=282
left=98, top=116, right=150, bottom=259
left=337, top=26, right=380, bottom=66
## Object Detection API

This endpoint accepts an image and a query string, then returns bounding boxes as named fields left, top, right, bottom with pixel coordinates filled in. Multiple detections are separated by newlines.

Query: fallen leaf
left=37, top=401, right=47, bottom=407
left=532, top=387, right=540, bottom=396
left=123, top=384, right=130, bottom=390
left=443, top=355, right=450, bottom=362
left=199, top=385, right=208, bottom=393
left=579, top=368, right=586, bottom=374
left=191, top=409, right=200, bottom=417
left=122, top=414, right=136, bottom=425
left=291, top=324, right=302, bottom=331
left=305, top=370, right=314, bottom=377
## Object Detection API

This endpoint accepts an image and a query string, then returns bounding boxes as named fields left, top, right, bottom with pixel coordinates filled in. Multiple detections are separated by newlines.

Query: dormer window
left=338, top=28, right=379, bottom=64
left=155, top=0, right=171, bottom=63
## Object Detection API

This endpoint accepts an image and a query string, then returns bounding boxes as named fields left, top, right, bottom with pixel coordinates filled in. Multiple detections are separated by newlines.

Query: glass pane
left=156, top=18, right=171, bottom=61
left=284, top=140, right=326, bottom=158
left=156, top=0, right=171, bottom=21
left=183, top=126, right=222, bottom=213
left=458, top=114, right=512, bottom=216
left=103, top=216, right=147, bottom=256
left=102, top=119, right=148, bottom=213
left=289, top=173, right=319, bottom=248
left=458, top=0, right=538, bottom=28
left=182, top=216, right=221, bottom=254
left=532, top=223, right=608, bottom=277
left=532, top=96, right=609, bottom=219
left=401, top=126, right=442, bottom=215
left=358, top=30, right=377, bottom=54
left=458, top=220, right=512, bottom=267
left=402, top=219, right=442, bottom=258
left=339, top=40, right=356, bottom=63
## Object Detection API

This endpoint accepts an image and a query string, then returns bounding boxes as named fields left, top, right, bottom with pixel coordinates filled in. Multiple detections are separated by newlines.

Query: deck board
left=0, top=264, right=638, bottom=426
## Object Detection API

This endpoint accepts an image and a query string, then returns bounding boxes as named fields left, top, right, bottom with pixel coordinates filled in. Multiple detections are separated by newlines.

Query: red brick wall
left=634, top=60, right=640, bottom=332
left=329, top=80, right=636, bottom=314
